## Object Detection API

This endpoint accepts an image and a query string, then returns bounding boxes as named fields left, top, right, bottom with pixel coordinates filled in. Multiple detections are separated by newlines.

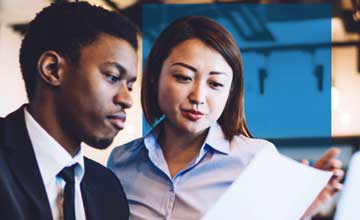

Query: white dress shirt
left=24, top=108, right=87, bottom=220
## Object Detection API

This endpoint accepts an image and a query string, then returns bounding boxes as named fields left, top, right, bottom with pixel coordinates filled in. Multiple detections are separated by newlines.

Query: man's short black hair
left=19, top=1, right=138, bottom=101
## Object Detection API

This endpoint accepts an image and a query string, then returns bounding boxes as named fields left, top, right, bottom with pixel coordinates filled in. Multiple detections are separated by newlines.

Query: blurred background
left=1, top=0, right=360, bottom=219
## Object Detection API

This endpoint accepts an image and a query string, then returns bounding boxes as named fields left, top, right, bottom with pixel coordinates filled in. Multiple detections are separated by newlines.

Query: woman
left=108, top=16, right=342, bottom=220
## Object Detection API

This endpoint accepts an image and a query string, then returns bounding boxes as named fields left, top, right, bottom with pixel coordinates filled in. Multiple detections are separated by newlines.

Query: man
left=0, top=2, right=138, bottom=220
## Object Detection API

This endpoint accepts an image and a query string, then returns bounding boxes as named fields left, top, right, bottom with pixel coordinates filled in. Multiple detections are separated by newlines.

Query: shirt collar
left=143, top=124, right=161, bottom=152
left=203, top=122, right=230, bottom=155
left=143, top=121, right=230, bottom=155
left=24, top=108, right=85, bottom=185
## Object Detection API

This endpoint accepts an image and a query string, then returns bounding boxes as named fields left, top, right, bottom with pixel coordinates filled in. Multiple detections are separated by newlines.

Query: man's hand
left=302, top=147, right=344, bottom=219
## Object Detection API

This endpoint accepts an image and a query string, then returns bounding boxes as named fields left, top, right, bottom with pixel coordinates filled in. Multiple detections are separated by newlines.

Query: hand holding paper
left=202, top=149, right=332, bottom=220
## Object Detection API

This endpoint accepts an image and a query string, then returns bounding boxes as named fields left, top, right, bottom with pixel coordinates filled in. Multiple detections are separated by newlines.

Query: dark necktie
left=57, top=163, right=78, bottom=220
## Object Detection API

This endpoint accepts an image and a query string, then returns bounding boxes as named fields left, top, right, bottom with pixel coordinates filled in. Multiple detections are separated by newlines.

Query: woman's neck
left=159, top=121, right=209, bottom=177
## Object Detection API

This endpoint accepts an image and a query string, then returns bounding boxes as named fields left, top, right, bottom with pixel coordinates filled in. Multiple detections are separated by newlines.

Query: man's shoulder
left=83, top=157, right=123, bottom=189
left=82, top=157, right=129, bottom=219
left=0, top=106, right=28, bottom=146
left=83, top=157, right=118, bottom=180
left=0, top=117, right=5, bottom=144
left=0, top=114, right=11, bottom=149
left=0, top=115, right=7, bottom=133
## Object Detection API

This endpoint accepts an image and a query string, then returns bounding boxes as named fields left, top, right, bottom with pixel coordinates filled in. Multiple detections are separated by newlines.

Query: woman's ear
left=37, top=50, right=67, bottom=86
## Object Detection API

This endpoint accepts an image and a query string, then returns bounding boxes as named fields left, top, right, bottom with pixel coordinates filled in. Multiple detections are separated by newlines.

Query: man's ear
left=37, top=50, right=68, bottom=86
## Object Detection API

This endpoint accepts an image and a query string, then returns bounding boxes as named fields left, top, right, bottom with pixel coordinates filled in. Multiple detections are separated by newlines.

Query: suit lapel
left=81, top=185, right=98, bottom=220
left=81, top=159, right=99, bottom=220
left=3, top=106, right=52, bottom=219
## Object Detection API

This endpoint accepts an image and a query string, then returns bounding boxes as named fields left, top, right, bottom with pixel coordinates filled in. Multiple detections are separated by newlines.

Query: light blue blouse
left=108, top=122, right=276, bottom=220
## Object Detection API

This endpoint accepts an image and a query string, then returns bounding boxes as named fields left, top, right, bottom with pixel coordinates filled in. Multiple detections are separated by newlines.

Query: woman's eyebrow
left=171, top=62, right=197, bottom=72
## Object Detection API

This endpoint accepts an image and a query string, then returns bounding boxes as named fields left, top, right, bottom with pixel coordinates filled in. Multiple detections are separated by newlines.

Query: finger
left=325, top=182, right=343, bottom=195
left=333, top=182, right=343, bottom=191
left=317, top=188, right=333, bottom=202
left=301, top=159, right=309, bottom=165
left=329, top=178, right=344, bottom=189
left=333, top=168, right=344, bottom=179
left=329, top=169, right=345, bottom=181
left=317, top=148, right=340, bottom=164
left=314, top=147, right=341, bottom=168
left=329, top=159, right=343, bottom=169
left=319, top=159, right=343, bottom=170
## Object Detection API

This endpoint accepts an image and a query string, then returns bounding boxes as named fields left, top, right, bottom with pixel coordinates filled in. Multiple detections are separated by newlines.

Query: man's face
left=57, top=33, right=138, bottom=149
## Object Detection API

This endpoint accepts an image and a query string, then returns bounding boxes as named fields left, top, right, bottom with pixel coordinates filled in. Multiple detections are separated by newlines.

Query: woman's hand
left=302, top=147, right=344, bottom=219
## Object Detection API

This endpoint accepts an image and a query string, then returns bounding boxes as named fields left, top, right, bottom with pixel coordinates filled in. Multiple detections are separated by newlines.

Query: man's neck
left=28, top=103, right=80, bottom=157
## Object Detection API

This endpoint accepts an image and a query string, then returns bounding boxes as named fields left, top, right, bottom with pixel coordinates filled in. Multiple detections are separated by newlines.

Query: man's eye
left=127, top=83, right=134, bottom=92
left=105, top=74, right=120, bottom=84
left=174, top=74, right=192, bottom=83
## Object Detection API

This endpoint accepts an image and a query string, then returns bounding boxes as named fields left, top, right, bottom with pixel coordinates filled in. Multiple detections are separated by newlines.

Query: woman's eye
left=174, top=74, right=192, bottom=83
left=210, top=81, right=224, bottom=89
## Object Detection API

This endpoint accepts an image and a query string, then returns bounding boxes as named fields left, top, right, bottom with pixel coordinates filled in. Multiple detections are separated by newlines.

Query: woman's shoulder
left=107, top=137, right=145, bottom=166
left=113, top=137, right=144, bottom=153
left=228, top=134, right=278, bottom=164
left=232, top=135, right=276, bottom=151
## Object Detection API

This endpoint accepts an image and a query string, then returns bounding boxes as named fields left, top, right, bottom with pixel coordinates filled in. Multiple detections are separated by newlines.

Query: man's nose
left=114, top=83, right=133, bottom=109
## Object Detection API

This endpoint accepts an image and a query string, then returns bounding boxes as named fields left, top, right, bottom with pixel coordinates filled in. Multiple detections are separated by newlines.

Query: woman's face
left=157, top=38, right=233, bottom=135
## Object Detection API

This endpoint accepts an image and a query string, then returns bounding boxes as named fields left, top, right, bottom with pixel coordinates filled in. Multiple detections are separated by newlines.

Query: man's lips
left=107, top=113, right=126, bottom=130
left=181, top=109, right=204, bottom=121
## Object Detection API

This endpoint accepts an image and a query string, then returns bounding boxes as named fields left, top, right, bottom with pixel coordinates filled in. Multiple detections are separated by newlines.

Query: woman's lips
left=181, top=109, right=204, bottom=121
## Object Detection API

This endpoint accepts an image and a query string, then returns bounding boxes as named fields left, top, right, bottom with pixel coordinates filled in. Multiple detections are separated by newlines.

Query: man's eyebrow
left=171, top=62, right=197, bottom=72
left=104, top=62, right=126, bottom=75
left=103, top=62, right=137, bottom=81
left=128, top=76, right=137, bottom=82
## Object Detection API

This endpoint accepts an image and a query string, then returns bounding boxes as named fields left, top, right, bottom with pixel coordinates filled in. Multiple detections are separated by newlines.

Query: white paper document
left=335, top=151, right=360, bottom=220
left=202, top=149, right=332, bottom=220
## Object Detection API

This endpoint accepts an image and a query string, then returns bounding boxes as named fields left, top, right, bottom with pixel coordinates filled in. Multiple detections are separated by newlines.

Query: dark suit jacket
left=0, top=106, right=129, bottom=220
